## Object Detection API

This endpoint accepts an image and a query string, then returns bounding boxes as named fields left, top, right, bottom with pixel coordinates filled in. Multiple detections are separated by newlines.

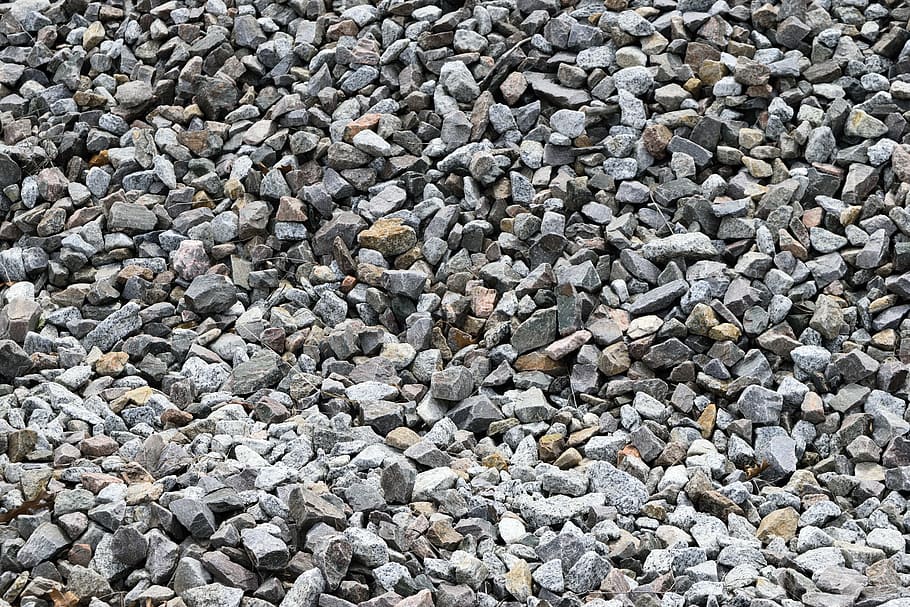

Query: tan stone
left=567, top=426, right=598, bottom=448
left=95, top=351, right=128, bottom=376
left=83, top=21, right=106, bottom=50
left=742, top=156, right=773, bottom=178
left=756, top=507, right=799, bottom=541
left=538, top=434, right=565, bottom=462
left=553, top=447, right=582, bottom=469
left=386, top=427, right=421, bottom=450
left=686, top=303, right=719, bottom=336
left=598, top=342, right=630, bottom=376
left=709, top=323, right=741, bottom=341
left=504, top=560, right=533, bottom=602
left=699, top=60, right=727, bottom=85
left=357, top=218, right=417, bottom=257
left=697, top=403, right=716, bottom=438
left=482, top=452, right=509, bottom=470
left=513, top=351, right=567, bottom=374
left=427, top=520, right=464, bottom=549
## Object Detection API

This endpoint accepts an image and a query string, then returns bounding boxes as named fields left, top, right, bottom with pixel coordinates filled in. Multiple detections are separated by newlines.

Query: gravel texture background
left=1, top=0, right=910, bottom=606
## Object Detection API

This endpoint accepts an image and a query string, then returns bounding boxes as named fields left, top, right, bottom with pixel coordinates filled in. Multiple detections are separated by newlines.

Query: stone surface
left=0, top=1, right=908, bottom=606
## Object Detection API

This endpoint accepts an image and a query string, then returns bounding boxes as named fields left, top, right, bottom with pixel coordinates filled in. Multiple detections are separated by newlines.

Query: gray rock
left=182, top=584, right=243, bottom=607
left=184, top=274, right=238, bottom=315
left=169, top=499, right=217, bottom=539
left=16, top=523, right=70, bottom=568
left=628, top=280, right=689, bottom=315
left=641, top=233, right=718, bottom=262
left=431, top=366, right=475, bottom=401
left=280, top=566, right=325, bottom=607
left=83, top=302, right=142, bottom=352
left=0, top=339, right=34, bottom=380
left=381, top=270, right=427, bottom=299
left=108, top=202, right=157, bottom=232
left=550, top=109, right=585, bottom=138
left=512, top=308, right=557, bottom=353
left=510, top=387, right=555, bottom=422
left=737, top=385, right=783, bottom=424
left=588, top=461, right=648, bottom=514
left=241, top=527, right=290, bottom=570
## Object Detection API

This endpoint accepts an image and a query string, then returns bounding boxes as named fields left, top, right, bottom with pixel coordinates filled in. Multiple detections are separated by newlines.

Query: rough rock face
left=1, top=0, right=910, bottom=606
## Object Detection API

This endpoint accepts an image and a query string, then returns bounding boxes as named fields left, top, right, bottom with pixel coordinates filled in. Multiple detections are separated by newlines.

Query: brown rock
left=394, top=246, right=423, bottom=269
left=756, top=507, right=798, bottom=541
left=685, top=42, right=722, bottom=68
left=708, top=323, right=741, bottom=341
left=687, top=470, right=744, bottom=520
left=8, top=429, right=37, bottom=462
left=470, top=91, right=495, bottom=141
left=470, top=287, right=498, bottom=318
left=116, top=265, right=154, bottom=284
left=695, top=489, right=744, bottom=520
left=427, top=520, right=464, bottom=549
left=698, top=60, right=727, bottom=85
left=483, top=452, right=509, bottom=470
left=95, top=351, right=128, bottom=376
left=893, top=144, right=910, bottom=183
left=733, top=56, right=770, bottom=86
left=0, top=297, right=40, bottom=343
left=386, top=427, right=420, bottom=450
left=801, top=392, right=826, bottom=423
left=81, top=472, right=124, bottom=493
left=513, top=351, right=567, bottom=374
left=161, top=409, right=193, bottom=427
left=553, top=447, right=582, bottom=469
left=685, top=303, right=718, bottom=336
left=357, top=218, right=417, bottom=257
left=567, top=426, right=598, bottom=447
left=69, top=544, right=93, bottom=566
left=500, top=73, right=527, bottom=105
left=538, top=434, right=565, bottom=462
left=276, top=197, right=308, bottom=222
left=642, top=124, right=673, bottom=157
left=80, top=435, right=119, bottom=457
left=697, top=403, right=716, bottom=438
left=177, top=130, right=220, bottom=156
left=544, top=330, right=592, bottom=360
left=801, top=207, right=823, bottom=228
left=343, top=113, right=381, bottom=141
left=616, top=444, right=641, bottom=466
left=598, top=342, right=631, bottom=376
left=655, top=441, right=688, bottom=467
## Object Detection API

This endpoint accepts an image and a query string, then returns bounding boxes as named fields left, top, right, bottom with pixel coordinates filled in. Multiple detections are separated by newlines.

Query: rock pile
left=1, top=0, right=910, bottom=605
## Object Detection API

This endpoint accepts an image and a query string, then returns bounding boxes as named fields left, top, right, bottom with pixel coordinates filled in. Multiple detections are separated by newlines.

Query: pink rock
left=544, top=330, right=592, bottom=360
left=172, top=240, right=210, bottom=281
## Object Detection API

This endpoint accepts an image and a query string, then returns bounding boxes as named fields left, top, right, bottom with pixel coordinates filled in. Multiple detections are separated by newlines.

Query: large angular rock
left=184, top=274, right=238, bottom=315
left=588, top=462, right=648, bottom=514
left=431, top=366, right=475, bottom=401
left=279, top=568, right=325, bottom=607
left=737, top=385, right=783, bottom=424
left=17, top=523, right=70, bottom=568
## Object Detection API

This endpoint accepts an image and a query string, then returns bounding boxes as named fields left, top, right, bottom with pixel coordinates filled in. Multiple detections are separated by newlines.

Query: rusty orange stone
left=514, top=352, right=567, bottom=374
left=343, top=113, right=381, bottom=141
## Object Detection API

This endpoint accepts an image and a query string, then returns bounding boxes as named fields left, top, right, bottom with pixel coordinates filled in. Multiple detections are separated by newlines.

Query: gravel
left=1, top=0, right=910, bottom=606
